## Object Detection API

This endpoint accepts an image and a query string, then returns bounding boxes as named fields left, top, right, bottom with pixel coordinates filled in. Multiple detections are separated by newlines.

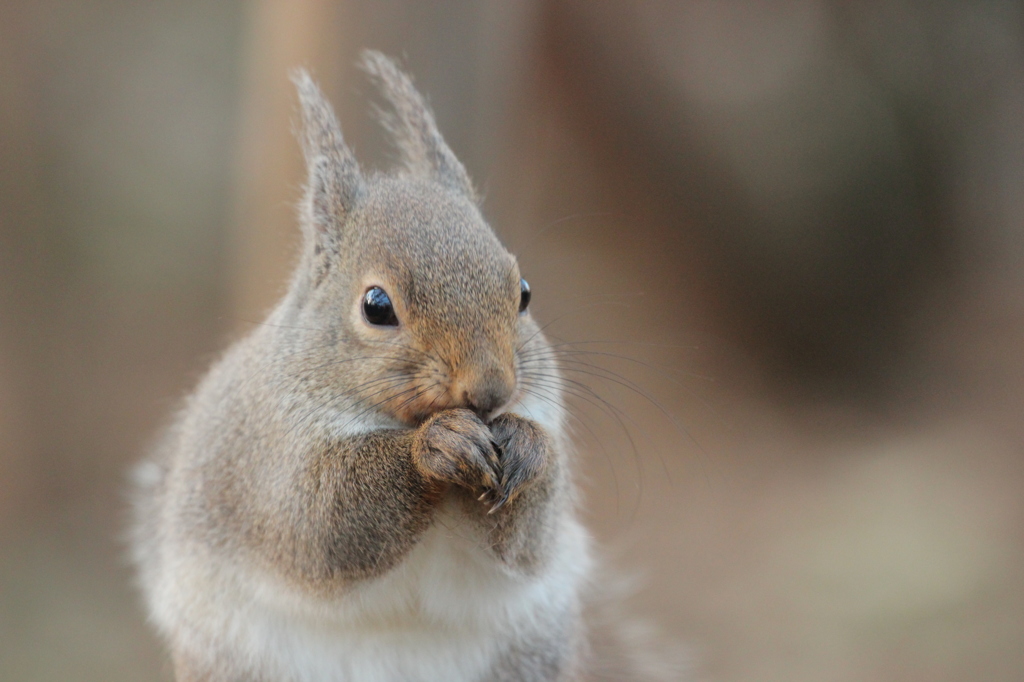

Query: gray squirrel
left=131, top=51, right=681, bottom=682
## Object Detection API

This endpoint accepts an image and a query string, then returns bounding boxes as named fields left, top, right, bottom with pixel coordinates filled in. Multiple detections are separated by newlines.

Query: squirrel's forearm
left=270, top=429, right=438, bottom=588
left=481, top=457, right=566, bottom=574
left=463, top=414, right=569, bottom=575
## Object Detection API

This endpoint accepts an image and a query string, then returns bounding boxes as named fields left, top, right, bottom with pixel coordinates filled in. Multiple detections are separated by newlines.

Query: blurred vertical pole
left=0, top=1, right=43, bottom=529
left=229, top=0, right=347, bottom=326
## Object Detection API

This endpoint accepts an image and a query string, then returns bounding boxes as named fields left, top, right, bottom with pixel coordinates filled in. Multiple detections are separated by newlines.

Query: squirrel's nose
left=459, top=368, right=514, bottom=421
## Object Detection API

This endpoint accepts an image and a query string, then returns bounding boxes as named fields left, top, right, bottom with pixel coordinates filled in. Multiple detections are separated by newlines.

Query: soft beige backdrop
left=2, top=2, right=1023, bottom=680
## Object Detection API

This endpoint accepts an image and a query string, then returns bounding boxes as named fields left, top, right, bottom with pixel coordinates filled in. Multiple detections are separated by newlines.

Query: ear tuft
left=291, top=69, right=363, bottom=244
left=359, top=51, right=477, bottom=201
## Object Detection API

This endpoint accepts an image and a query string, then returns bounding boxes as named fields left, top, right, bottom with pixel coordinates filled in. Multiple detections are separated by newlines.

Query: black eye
left=362, top=287, right=399, bottom=327
left=519, top=278, right=531, bottom=313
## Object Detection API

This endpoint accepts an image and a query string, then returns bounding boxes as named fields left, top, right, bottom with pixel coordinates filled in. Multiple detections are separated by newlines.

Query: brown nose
left=459, top=367, right=515, bottom=420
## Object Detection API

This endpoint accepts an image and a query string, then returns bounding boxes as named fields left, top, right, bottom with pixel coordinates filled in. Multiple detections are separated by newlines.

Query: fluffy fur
left=131, top=51, right=680, bottom=681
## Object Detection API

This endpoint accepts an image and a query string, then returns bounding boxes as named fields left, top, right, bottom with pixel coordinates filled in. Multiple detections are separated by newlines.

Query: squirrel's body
left=133, top=316, right=591, bottom=681
left=132, top=53, right=678, bottom=682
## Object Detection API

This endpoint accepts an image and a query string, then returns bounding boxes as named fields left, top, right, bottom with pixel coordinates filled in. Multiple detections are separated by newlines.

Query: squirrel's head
left=285, top=52, right=538, bottom=425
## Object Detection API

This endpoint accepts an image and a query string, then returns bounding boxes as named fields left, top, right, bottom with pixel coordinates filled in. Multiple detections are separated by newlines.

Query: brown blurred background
left=3, top=1, right=1024, bottom=680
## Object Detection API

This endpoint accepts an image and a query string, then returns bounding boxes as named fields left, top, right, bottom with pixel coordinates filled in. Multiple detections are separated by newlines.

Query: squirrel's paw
left=486, top=413, right=549, bottom=514
left=412, top=408, right=503, bottom=497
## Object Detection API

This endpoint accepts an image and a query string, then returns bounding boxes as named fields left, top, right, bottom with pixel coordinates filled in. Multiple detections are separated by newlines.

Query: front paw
left=487, top=413, right=549, bottom=513
left=412, top=408, right=502, bottom=496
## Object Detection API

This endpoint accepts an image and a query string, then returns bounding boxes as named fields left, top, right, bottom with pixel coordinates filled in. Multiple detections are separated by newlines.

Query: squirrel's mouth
left=381, top=380, right=514, bottom=427
left=382, top=381, right=456, bottom=427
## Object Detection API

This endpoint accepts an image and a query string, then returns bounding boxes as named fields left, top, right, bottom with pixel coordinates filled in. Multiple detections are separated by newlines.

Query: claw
left=487, top=491, right=511, bottom=514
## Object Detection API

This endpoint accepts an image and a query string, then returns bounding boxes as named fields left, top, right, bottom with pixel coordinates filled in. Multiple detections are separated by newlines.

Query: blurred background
left=2, top=1, right=1024, bottom=680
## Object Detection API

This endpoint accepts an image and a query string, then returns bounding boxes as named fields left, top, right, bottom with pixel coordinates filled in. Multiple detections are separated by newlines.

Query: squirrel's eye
left=519, top=278, right=531, bottom=313
left=362, top=287, right=399, bottom=327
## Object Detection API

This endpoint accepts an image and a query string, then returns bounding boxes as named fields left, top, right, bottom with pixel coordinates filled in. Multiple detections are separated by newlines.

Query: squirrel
left=131, top=51, right=681, bottom=682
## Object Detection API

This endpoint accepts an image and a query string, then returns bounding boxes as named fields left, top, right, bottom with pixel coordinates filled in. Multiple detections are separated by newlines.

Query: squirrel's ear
left=291, top=70, right=363, bottom=247
left=359, top=50, right=477, bottom=202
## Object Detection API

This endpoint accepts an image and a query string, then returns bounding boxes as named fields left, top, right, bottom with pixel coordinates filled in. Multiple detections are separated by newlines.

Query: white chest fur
left=155, top=499, right=591, bottom=682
